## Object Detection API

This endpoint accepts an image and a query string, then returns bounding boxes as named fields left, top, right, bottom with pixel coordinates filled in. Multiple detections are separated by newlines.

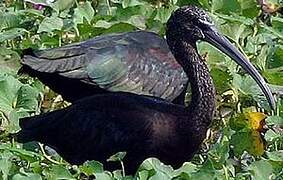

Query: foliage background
left=0, top=0, right=282, bottom=179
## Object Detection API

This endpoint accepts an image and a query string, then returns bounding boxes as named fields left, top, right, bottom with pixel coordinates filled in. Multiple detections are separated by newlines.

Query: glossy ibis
left=16, top=6, right=275, bottom=174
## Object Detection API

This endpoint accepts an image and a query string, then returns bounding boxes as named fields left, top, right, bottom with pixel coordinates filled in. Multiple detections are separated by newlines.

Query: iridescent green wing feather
left=22, top=31, right=188, bottom=102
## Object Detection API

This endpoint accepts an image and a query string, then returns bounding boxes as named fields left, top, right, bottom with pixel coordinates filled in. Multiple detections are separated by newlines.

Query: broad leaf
left=73, top=1, right=95, bottom=25
left=38, top=16, right=63, bottom=33
left=0, top=28, right=27, bottom=42
left=248, top=160, right=273, bottom=180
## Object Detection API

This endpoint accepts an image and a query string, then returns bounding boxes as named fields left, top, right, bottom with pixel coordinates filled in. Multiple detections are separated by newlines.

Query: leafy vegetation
left=0, top=0, right=282, bottom=179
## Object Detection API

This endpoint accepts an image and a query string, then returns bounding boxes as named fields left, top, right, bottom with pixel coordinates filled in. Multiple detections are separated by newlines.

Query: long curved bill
left=204, top=26, right=276, bottom=110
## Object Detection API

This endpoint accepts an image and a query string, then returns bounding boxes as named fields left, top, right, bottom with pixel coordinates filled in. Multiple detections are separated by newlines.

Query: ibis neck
left=168, top=39, right=216, bottom=128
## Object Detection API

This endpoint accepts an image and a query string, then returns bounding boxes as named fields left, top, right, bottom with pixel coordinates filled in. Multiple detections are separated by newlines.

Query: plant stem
left=120, top=160, right=125, bottom=177
left=106, top=0, right=111, bottom=15
left=39, top=143, right=61, bottom=165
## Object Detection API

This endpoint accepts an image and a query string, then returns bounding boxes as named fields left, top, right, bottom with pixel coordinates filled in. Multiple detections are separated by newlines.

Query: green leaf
left=238, top=0, right=260, bottom=18
left=191, top=159, right=218, bottom=179
left=96, top=0, right=117, bottom=16
left=0, top=12, right=21, bottom=30
left=94, top=20, right=116, bottom=29
left=215, top=13, right=254, bottom=26
left=0, top=73, right=40, bottom=132
left=137, top=170, right=150, bottom=180
left=126, top=15, right=146, bottom=29
left=12, top=172, right=42, bottom=180
left=73, top=1, right=95, bottom=25
left=44, top=165, right=75, bottom=180
left=0, top=144, right=42, bottom=162
left=271, top=16, right=283, bottom=35
left=266, top=151, right=283, bottom=162
left=52, top=0, right=75, bottom=12
left=113, top=170, right=133, bottom=180
left=176, top=0, right=199, bottom=7
left=197, top=41, right=226, bottom=65
left=207, top=135, right=230, bottom=169
left=139, top=158, right=174, bottom=179
left=0, top=28, right=27, bottom=42
left=115, top=4, right=153, bottom=20
left=248, top=160, right=273, bottom=180
left=4, top=109, right=20, bottom=132
left=229, top=113, right=248, bottom=131
left=107, top=152, right=126, bottom=162
left=263, top=69, right=283, bottom=86
left=233, top=74, right=256, bottom=95
left=232, top=74, right=271, bottom=108
left=0, top=48, right=21, bottom=72
left=15, top=85, right=40, bottom=112
left=38, top=16, right=63, bottom=33
left=268, top=45, right=283, bottom=69
left=103, top=22, right=136, bottom=34
left=79, top=161, right=104, bottom=176
left=197, top=0, right=210, bottom=8
left=39, top=33, right=61, bottom=47
left=0, top=151, right=13, bottom=180
left=260, top=24, right=283, bottom=40
left=173, top=162, right=197, bottom=177
left=211, top=0, right=241, bottom=14
left=24, top=0, right=52, bottom=6
left=266, top=116, right=283, bottom=126
left=154, top=5, right=177, bottom=23
left=210, top=68, right=232, bottom=93
left=94, top=172, right=113, bottom=180
left=231, top=129, right=264, bottom=156
left=265, top=129, right=281, bottom=142
left=217, top=21, right=250, bottom=44
left=121, top=0, right=144, bottom=8
left=0, top=74, right=22, bottom=114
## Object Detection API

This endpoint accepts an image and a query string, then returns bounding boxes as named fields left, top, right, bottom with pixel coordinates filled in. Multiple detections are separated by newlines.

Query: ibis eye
left=186, top=26, right=205, bottom=39
left=196, top=28, right=205, bottom=39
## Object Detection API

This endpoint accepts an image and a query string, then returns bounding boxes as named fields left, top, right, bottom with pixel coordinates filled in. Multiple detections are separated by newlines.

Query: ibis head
left=166, top=6, right=275, bottom=109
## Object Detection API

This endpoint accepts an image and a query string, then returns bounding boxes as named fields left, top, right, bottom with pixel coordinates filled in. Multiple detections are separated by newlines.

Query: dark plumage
left=16, top=6, right=275, bottom=174
left=17, top=92, right=211, bottom=174
left=20, top=31, right=188, bottom=105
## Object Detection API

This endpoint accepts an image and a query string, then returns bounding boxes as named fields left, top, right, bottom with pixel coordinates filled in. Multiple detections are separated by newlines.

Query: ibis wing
left=22, top=31, right=188, bottom=102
